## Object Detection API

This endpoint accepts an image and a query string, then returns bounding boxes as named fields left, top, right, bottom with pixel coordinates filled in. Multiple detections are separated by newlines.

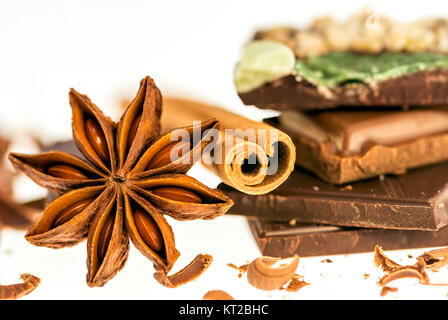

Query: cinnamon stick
left=161, top=98, right=295, bottom=195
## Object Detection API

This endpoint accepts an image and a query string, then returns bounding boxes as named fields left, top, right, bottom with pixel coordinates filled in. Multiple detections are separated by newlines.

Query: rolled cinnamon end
left=160, top=98, right=295, bottom=195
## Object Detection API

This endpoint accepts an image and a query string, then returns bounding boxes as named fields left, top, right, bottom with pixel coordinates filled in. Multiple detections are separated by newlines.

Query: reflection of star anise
left=9, top=76, right=233, bottom=287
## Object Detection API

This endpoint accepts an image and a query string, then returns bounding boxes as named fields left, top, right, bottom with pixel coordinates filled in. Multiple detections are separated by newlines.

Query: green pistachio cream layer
left=234, top=40, right=448, bottom=93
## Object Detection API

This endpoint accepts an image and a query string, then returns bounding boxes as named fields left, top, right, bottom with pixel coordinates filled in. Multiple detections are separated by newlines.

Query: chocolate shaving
left=378, top=262, right=429, bottom=286
left=374, top=245, right=448, bottom=288
left=417, top=248, right=448, bottom=270
left=374, top=245, right=402, bottom=272
left=203, top=290, right=234, bottom=300
left=380, top=286, right=398, bottom=297
left=153, top=254, right=213, bottom=288
left=282, top=274, right=309, bottom=292
left=374, top=246, right=429, bottom=286
left=246, top=255, right=299, bottom=291
left=0, top=273, right=41, bottom=300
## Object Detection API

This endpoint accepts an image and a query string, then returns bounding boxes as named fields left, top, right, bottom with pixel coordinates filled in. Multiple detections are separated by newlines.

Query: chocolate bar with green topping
left=234, top=39, right=448, bottom=110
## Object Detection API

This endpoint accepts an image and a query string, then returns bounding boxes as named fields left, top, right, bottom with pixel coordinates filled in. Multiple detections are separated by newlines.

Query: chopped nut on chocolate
left=255, top=10, right=448, bottom=58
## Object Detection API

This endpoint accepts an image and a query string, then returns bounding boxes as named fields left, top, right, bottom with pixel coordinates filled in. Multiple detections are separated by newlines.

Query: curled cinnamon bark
left=160, top=98, right=296, bottom=195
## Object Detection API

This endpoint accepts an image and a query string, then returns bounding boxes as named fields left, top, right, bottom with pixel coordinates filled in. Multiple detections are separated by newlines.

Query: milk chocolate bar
left=219, top=162, right=448, bottom=231
left=265, top=109, right=448, bottom=184
left=249, top=218, right=448, bottom=257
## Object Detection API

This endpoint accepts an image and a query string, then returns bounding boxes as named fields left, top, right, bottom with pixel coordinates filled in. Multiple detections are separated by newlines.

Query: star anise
left=8, top=76, right=233, bottom=287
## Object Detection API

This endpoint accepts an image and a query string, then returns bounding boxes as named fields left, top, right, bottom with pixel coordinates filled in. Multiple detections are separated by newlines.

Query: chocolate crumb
left=321, top=259, right=333, bottom=263
left=380, top=286, right=398, bottom=297
left=227, top=263, right=248, bottom=278
left=203, top=290, right=234, bottom=300
left=282, top=275, right=309, bottom=292
left=227, top=263, right=238, bottom=270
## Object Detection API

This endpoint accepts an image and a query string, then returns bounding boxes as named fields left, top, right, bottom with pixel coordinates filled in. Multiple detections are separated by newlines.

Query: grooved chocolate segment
left=249, top=218, right=448, bottom=257
left=219, top=162, right=448, bottom=231
left=238, top=70, right=448, bottom=111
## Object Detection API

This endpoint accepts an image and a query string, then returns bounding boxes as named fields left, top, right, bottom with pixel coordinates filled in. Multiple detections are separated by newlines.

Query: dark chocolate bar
left=249, top=218, right=448, bottom=257
left=265, top=110, right=448, bottom=184
left=219, top=162, right=448, bottom=231
left=238, top=70, right=448, bottom=111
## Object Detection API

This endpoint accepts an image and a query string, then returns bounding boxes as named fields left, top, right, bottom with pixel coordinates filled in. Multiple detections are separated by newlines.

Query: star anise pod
left=8, top=76, right=233, bottom=287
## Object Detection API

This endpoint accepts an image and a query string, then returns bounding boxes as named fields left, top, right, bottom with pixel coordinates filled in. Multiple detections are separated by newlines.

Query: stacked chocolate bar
left=221, top=12, right=448, bottom=257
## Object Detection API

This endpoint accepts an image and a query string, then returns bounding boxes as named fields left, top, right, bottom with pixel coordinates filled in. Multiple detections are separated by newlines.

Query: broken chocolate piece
left=266, top=112, right=448, bottom=184
left=248, top=218, right=448, bottom=257
left=221, top=162, right=448, bottom=231
left=280, top=109, right=448, bottom=155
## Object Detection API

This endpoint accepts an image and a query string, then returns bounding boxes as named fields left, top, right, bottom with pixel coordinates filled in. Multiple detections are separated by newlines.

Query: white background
left=1, top=0, right=448, bottom=300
